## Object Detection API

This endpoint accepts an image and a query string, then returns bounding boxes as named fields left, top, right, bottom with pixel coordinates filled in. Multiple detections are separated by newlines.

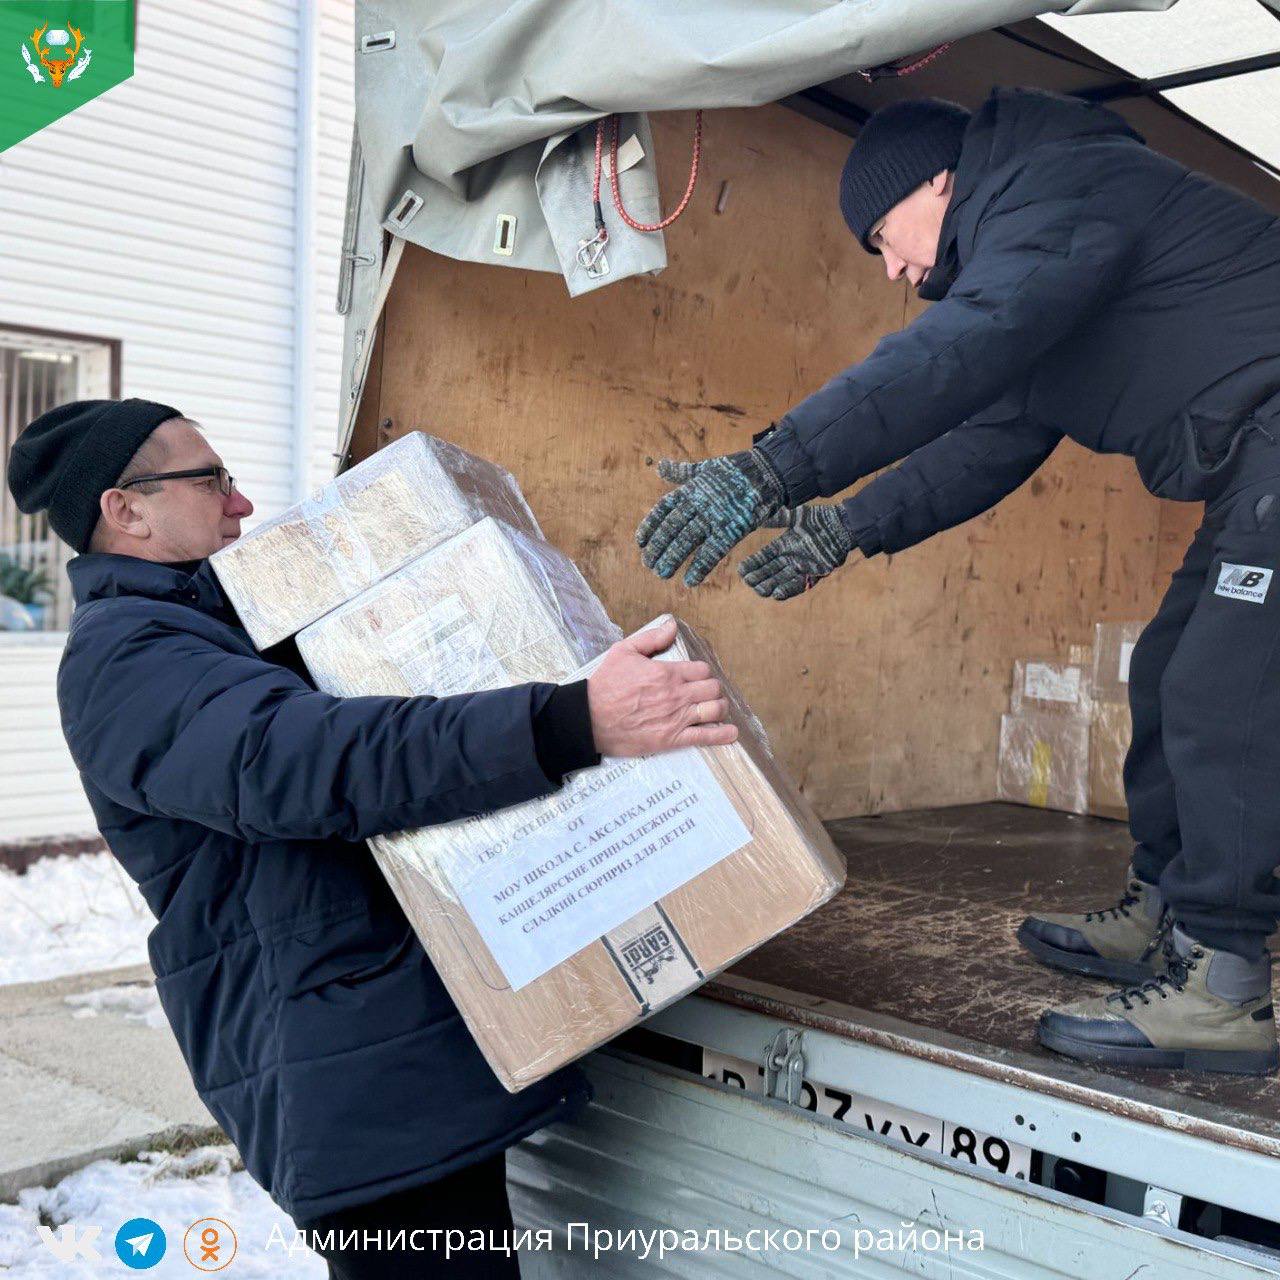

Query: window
left=0, top=326, right=120, bottom=632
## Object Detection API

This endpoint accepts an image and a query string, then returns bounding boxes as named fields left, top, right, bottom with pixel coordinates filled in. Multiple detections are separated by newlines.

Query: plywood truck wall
left=351, top=104, right=1199, bottom=820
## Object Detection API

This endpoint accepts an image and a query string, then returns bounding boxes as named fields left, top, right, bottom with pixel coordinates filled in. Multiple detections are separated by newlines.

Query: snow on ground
left=0, top=862, right=326, bottom=1275
left=0, top=851, right=151, bottom=985
left=0, top=1145, right=325, bottom=1277
left=64, top=982, right=168, bottom=1029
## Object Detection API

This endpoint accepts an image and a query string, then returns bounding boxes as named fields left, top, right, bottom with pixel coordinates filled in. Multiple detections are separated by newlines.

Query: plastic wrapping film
left=1093, top=620, right=1145, bottom=704
left=211, top=432, right=544, bottom=650
left=296, top=517, right=621, bottom=696
left=1088, top=698, right=1131, bottom=821
left=996, top=712, right=1090, bottom=815
left=1008, top=646, right=1094, bottom=721
left=300, top=605, right=845, bottom=1092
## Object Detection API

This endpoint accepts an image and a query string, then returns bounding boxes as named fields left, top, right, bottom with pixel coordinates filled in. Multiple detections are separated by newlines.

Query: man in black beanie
left=8, top=400, right=736, bottom=1275
left=6, top=398, right=254, bottom=558
left=637, top=86, right=1280, bottom=1076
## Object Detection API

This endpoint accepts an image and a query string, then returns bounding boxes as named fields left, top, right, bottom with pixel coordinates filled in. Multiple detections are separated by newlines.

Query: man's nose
left=226, top=488, right=254, bottom=518
left=882, top=251, right=907, bottom=282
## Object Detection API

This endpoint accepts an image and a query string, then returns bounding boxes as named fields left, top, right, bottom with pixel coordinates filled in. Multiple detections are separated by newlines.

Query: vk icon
left=114, top=1217, right=167, bottom=1269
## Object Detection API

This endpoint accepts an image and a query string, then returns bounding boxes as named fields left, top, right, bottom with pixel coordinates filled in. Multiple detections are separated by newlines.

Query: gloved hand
left=738, top=503, right=855, bottom=601
left=636, top=450, right=787, bottom=587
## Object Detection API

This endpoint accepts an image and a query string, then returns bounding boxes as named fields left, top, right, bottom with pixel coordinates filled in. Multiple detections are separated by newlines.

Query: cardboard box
left=996, top=712, right=1089, bottom=815
left=211, top=432, right=543, bottom=649
left=226, top=435, right=844, bottom=1092
left=1009, top=656, right=1093, bottom=720
left=297, top=517, right=620, bottom=696
left=302, top=609, right=846, bottom=1092
left=1093, top=621, right=1146, bottom=704
left=1088, top=699, right=1131, bottom=822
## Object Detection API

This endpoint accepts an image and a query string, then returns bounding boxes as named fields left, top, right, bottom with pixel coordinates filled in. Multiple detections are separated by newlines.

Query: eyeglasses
left=119, top=466, right=236, bottom=496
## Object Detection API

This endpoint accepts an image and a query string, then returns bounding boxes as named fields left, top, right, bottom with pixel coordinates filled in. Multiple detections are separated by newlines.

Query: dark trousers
left=299, top=1154, right=521, bottom=1279
left=1125, top=430, right=1280, bottom=959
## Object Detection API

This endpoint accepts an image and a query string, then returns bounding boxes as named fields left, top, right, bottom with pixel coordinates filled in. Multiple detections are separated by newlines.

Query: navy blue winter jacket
left=755, top=88, right=1280, bottom=555
left=56, top=552, right=591, bottom=1222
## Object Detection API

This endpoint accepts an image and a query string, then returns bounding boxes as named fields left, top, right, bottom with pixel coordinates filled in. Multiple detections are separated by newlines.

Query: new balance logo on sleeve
left=1215, top=564, right=1273, bottom=603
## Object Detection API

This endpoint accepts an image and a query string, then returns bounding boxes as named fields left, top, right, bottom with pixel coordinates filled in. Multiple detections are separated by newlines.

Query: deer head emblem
left=28, top=22, right=88, bottom=88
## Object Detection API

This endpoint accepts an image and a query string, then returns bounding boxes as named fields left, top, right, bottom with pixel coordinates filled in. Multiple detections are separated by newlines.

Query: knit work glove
left=637, top=449, right=788, bottom=587
left=738, top=503, right=855, bottom=601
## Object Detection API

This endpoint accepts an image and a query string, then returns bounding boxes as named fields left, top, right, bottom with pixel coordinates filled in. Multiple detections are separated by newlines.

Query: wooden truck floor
left=716, top=802, right=1280, bottom=1160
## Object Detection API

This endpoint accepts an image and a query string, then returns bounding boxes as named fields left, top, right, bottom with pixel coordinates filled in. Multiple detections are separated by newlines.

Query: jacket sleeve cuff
left=532, top=679, right=600, bottom=784
left=839, top=499, right=885, bottom=559
left=753, top=422, right=822, bottom=505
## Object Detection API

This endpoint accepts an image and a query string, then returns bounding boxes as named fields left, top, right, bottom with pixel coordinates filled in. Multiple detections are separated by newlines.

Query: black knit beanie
left=6, top=398, right=183, bottom=553
left=839, top=98, right=971, bottom=253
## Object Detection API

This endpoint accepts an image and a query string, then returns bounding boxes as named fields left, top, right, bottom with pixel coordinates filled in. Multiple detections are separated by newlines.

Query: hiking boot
left=1037, top=925, right=1278, bottom=1076
left=1017, top=864, right=1168, bottom=983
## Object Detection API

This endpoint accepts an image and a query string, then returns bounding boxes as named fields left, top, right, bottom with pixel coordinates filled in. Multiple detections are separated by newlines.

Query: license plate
left=702, top=1049, right=1032, bottom=1181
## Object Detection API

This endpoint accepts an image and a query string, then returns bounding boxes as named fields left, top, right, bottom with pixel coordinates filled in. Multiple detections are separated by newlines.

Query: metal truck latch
left=763, top=1028, right=805, bottom=1106
left=1143, top=1186, right=1184, bottom=1228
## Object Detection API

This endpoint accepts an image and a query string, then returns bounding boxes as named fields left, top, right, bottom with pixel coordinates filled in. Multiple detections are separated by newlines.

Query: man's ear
left=97, top=488, right=152, bottom=543
left=931, top=169, right=953, bottom=197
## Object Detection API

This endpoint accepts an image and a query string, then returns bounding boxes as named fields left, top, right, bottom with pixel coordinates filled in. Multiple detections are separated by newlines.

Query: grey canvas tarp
left=337, top=0, right=1179, bottom=458
left=351, top=0, right=1178, bottom=299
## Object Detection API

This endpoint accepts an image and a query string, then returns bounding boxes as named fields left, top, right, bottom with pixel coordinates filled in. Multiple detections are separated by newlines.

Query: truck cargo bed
left=504, top=798, right=1274, bottom=1269
left=511, top=804, right=1280, bottom=1273
left=710, top=802, right=1280, bottom=1162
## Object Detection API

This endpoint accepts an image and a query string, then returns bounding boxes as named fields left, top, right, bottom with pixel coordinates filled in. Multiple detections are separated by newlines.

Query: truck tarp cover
left=353, top=0, right=1179, bottom=297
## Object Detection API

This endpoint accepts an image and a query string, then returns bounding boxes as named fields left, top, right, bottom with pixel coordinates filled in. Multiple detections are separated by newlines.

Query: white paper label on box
left=382, top=594, right=505, bottom=696
left=437, top=750, right=750, bottom=991
left=1118, top=641, right=1135, bottom=684
left=1024, top=662, right=1081, bottom=704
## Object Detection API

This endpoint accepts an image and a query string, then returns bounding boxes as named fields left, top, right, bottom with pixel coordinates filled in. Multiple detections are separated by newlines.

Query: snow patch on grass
left=64, top=982, right=167, bottom=1029
left=0, top=851, right=151, bottom=986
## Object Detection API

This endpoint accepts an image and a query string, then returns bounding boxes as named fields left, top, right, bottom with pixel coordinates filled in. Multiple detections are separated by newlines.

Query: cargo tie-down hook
left=578, top=110, right=704, bottom=277
left=576, top=229, right=610, bottom=275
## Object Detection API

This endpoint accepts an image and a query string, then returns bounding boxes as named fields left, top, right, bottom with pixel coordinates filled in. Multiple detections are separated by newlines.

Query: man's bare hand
left=587, top=618, right=739, bottom=757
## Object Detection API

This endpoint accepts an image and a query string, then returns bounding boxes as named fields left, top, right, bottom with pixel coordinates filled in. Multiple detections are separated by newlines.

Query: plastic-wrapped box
left=335, top=616, right=845, bottom=1092
left=297, top=517, right=620, bottom=696
left=1089, top=700, right=1131, bottom=821
left=1009, top=647, right=1093, bottom=720
left=996, top=712, right=1089, bottom=815
left=1093, top=621, right=1146, bottom=704
left=211, top=432, right=543, bottom=649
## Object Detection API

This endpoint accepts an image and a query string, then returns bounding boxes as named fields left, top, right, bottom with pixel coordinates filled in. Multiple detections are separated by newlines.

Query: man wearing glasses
left=6, top=397, right=735, bottom=1277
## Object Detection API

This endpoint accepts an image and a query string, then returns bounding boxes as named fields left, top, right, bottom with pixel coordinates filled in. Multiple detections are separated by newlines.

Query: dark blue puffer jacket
left=56, top=552, right=589, bottom=1223
left=755, top=87, right=1280, bottom=555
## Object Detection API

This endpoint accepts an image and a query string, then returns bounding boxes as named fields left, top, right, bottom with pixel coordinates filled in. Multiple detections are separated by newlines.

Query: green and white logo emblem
left=1, top=1, right=134, bottom=151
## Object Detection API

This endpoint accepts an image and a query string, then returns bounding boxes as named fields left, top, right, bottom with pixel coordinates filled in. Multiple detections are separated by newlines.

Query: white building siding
left=0, top=1, right=355, bottom=843
left=0, top=0, right=302, bottom=512
left=311, top=0, right=357, bottom=489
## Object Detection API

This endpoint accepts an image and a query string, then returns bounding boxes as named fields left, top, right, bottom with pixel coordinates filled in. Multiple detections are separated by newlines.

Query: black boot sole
left=1037, top=1021, right=1280, bottom=1076
left=1016, top=921, right=1157, bottom=985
